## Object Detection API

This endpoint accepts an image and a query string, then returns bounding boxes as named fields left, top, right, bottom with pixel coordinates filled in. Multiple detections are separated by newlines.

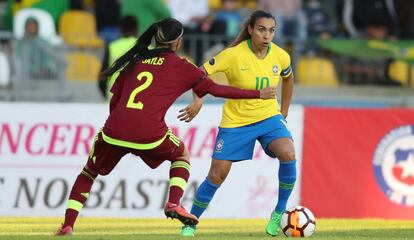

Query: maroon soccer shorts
left=86, top=132, right=185, bottom=175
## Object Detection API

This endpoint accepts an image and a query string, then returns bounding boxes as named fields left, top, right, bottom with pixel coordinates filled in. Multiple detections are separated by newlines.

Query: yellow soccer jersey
left=203, top=39, right=292, bottom=128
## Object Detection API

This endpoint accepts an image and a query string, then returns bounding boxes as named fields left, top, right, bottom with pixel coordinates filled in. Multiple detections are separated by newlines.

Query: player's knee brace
left=81, top=167, right=97, bottom=180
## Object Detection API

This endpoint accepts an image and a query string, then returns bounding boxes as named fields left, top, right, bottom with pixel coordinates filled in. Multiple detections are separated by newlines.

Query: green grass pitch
left=0, top=217, right=413, bottom=239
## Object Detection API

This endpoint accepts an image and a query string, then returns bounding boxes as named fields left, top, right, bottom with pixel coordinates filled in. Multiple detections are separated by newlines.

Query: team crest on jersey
left=372, top=125, right=414, bottom=206
left=215, top=139, right=224, bottom=152
left=209, top=58, right=215, bottom=65
left=272, top=65, right=278, bottom=74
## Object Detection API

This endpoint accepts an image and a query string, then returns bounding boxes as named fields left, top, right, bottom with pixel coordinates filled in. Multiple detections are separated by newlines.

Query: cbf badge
left=373, top=125, right=414, bottom=206
left=215, top=139, right=224, bottom=153
left=272, top=65, right=278, bottom=75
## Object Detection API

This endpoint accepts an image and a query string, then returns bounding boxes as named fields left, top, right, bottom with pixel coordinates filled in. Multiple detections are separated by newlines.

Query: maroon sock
left=63, top=168, right=96, bottom=228
left=168, top=161, right=190, bottom=204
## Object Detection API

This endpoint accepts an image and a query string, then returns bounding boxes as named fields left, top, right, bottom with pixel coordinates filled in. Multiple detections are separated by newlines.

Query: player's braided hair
left=229, top=10, right=276, bottom=47
left=101, top=18, right=183, bottom=79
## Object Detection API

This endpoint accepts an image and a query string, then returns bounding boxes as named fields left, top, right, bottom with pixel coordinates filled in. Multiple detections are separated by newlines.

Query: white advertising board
left=0, top=103, right=303, bottom=218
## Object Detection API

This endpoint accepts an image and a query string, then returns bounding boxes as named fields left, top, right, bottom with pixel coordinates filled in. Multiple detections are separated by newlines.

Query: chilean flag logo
left=393, top=150, right=414, bottom=186
left=373, top=125, right=414, bottom=206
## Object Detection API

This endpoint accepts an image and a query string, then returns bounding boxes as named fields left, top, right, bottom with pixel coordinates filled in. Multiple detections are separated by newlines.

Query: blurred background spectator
left=16, top=17, right=55, bottom=79
left=339, top=0, right=399, bottom=85
left=98, top=15, right=138, bottom=100
left=168, top=0, right=210, bottom=31
left=168, top=0, right=226, bottom=65
left=303, top=0, right=331, bottom=55
left=342, top=0, right=398, bottom=40
left=215, top=0, right=243, bottom=38
left=304, top=0, right=330, bottom=39
left=393, top=0, right=414, bottom=39
left=0, top=0, right=413, bottom=103
left=95, top=0, right=120, bottom=44
left=120, top=0, right=170, bottom=35
left=2, top=0, right=69, bottom=31
left=257, top=0, right=308, bottom=56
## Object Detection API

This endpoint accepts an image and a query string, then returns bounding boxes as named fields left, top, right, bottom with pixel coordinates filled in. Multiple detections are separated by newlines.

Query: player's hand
left=177, top=100, right=203, bottom=122
left=260, top=86, right=277, bottom=99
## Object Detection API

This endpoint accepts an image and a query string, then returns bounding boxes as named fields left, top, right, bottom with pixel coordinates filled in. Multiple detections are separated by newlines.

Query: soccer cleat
left=181, top=225, right=196, bottom=237
left=265, top=210, right=283, bottom=236
left=54, top=224, right=73, bottom=236
left=164, top=202, right=199, bottom=226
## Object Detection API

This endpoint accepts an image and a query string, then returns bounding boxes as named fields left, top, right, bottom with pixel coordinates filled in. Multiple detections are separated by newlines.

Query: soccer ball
left=280, top=206, right=316, bottom=237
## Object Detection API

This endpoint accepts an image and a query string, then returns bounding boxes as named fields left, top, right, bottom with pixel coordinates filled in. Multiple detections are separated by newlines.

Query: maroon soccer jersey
left=103, top=51, right=259, bottom=144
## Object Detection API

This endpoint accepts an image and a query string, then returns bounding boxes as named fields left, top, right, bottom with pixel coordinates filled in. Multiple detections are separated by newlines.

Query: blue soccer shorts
left=212, top=114, right=292, bottom=161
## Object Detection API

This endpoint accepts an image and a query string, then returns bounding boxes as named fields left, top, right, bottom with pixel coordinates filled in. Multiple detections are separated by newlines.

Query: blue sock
left=275, top=160, right=296, bottom=213
left=190, top=178, right=220, bottom=219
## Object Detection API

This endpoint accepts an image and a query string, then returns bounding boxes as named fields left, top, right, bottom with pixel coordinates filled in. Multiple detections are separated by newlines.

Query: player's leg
left=168, top=147, right=191, bottom=205
left=180, top=159, right=232, bottom=237
left=182, top=126, right=256, bottom=237
left=191, top=159, right=232, bottom=218
left=55, top=165, right=97, bottom=236
left=257, top=115, right=296, bottom=236
left=164, top=146, right=199, bottom=226
left=266, top=138, right=296, bottom=236
left=268, top=138, right=296, bottom=213
left=55, top=132, right=127, bottom=236
left=139, top=130, right=198, bottom=225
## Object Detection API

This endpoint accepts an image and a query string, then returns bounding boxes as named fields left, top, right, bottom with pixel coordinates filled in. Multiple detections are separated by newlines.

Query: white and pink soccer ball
left=280, top=206, right=316, bottom=237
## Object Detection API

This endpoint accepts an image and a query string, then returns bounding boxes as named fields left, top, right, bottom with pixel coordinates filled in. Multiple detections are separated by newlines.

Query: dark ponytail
left=100, top=18, right=183, bottom=79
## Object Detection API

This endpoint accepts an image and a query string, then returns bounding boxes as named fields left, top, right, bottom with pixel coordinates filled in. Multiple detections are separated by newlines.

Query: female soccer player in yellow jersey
left=180, top=10, right=296, bottom=237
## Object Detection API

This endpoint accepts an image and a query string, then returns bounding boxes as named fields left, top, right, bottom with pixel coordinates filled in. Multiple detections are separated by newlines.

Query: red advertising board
left=301, top=107, right=414, bottom=219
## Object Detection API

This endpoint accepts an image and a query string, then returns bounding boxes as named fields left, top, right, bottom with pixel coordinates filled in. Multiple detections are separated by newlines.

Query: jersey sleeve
left=109, top=72, right=124, bottom=113
left=192, top=77, right=260, bottom=99
left=279, top=49, right=293, bottom=78
left=203, top=48, right=232, bottom=75
left=180, top=58, right=206, bottom=84
left=180, top=56, right=259, bottom=99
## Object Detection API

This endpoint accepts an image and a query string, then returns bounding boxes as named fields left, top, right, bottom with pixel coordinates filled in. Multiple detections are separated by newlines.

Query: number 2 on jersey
left=126, top=71, right=153, bottom=110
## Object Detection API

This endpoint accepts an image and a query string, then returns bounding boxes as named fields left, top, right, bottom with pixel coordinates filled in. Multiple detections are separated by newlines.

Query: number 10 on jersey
left=255, top=76, right=270, bottom=90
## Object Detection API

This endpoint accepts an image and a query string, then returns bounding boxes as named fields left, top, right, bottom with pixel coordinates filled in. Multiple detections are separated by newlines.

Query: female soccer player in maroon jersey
left=55, top=18, right=277, bottom=236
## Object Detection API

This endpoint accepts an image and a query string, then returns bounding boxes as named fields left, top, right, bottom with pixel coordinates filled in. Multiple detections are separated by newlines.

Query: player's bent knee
left=97, top=169, right=111, bottom=176
left=207, top=172, right=226, bottom=185
left=278, top=150, right=296, bottom=162
left=82, top=166, right=98, bottom=180
left=178, top=147, right=190, bottom=162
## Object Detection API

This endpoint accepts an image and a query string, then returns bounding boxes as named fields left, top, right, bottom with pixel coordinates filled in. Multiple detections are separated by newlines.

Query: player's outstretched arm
left=177, top=91, right=203, bottom=122
left=202, top=79, right=276, bottom=99
left=177, top=83, right=277, bottom=123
